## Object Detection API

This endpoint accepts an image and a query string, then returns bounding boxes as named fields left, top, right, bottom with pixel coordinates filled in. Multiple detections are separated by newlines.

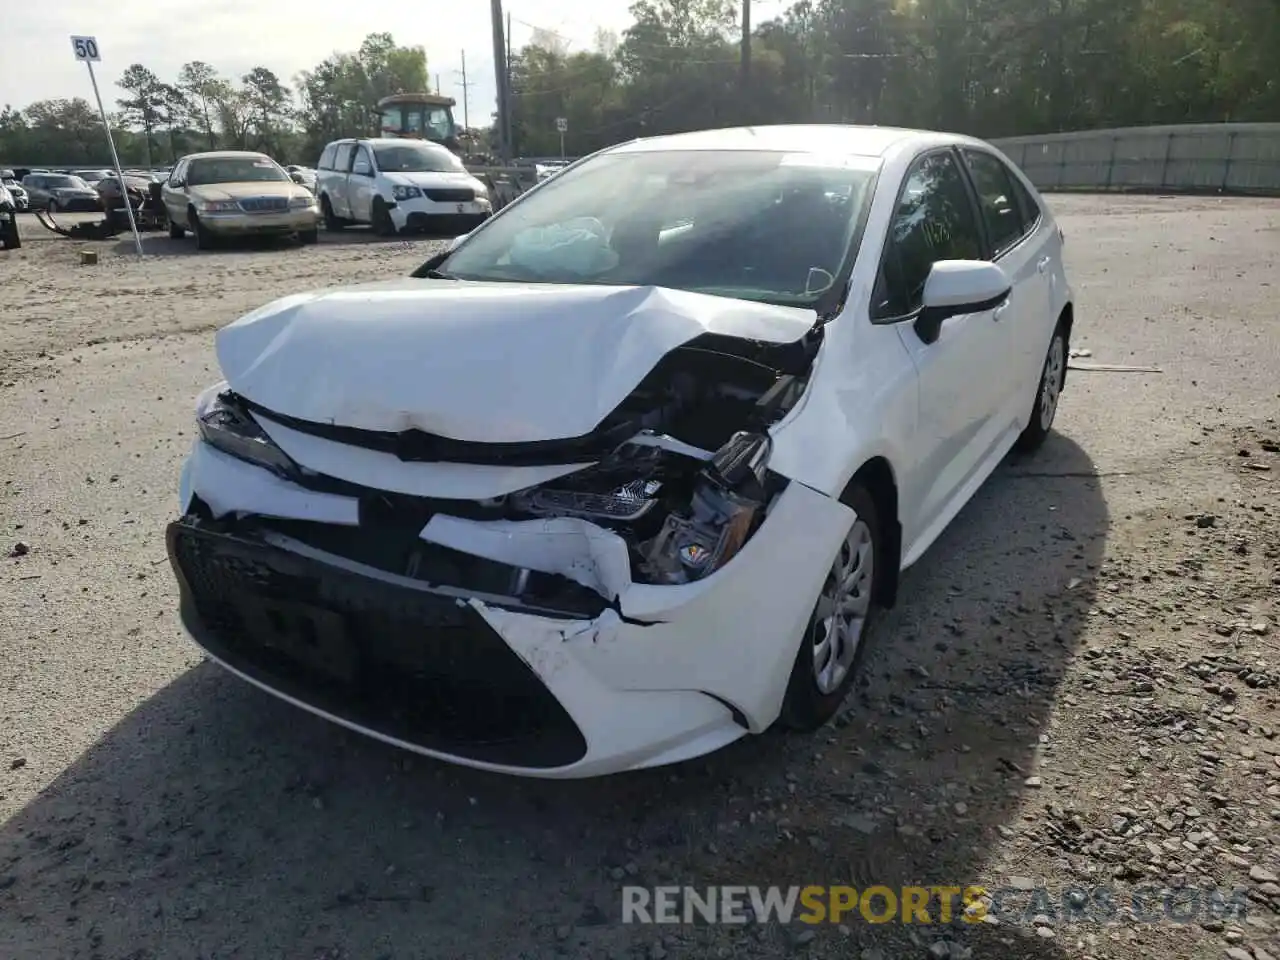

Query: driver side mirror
left=290, top=172, right=304, bottom=184
left=914, top=260, right=1011, bottom=345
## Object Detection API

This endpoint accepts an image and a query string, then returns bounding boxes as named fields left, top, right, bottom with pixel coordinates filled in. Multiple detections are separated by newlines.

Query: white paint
left=178, top=124, right=1077, bottom=778
left=420, top=514, right=633, bottom=600
left=215, top=278, right=816, bottom=441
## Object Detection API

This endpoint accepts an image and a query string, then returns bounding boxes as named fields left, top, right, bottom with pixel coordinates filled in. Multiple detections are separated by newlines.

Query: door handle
left=993, top=301, right=1010, bottom=321
left=1037, top=256, right=1051, bottom=273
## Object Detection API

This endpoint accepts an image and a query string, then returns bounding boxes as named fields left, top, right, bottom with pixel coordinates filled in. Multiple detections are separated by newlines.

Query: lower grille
left=424, top=188, right=475, bottom=202
left=167, top=518, right=588, bottom=768
left=239, top=196, right=289, bottom=212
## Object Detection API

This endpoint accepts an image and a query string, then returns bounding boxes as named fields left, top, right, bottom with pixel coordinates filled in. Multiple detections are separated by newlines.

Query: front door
left=874, top=149, right=1013, bottom=549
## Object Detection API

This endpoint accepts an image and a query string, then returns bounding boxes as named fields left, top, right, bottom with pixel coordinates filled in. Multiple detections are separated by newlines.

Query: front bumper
left=200, top=208, right=320, bottom=235
left=51, top=195, right=101, bottom=212
left=170, top=440, right=854, bottom=777
left=388, top=196, right=491, bottom=233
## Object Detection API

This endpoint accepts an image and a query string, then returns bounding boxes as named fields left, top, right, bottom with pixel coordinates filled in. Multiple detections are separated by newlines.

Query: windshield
left=47, top=175, right=89, bottom=189
left=374, top=142, right=464, bottom=174
left=186, top=157, right=290, bottom=186
left=440, top=149, right=880, bottom=307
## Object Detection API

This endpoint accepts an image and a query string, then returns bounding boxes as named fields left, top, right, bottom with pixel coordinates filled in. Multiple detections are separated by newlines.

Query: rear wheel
left=168, top=215, right=185, bottom=239
left=1, top=213, right=20, bottom=250
left=778, top=484, right=881, bottom=731
left=1014, top=321, right=1068, bottom=453
left=298, top=227, right=319, bottom=245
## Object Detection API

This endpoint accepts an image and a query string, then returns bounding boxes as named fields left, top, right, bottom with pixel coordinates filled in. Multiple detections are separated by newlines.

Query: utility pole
left=741, top=0, right=751, bottom=87
left=456, top=50, right=472, bottom=131
left=490, top=0, right=510, bottom=161
left=434, top=73, right=441, bottom=95
left=505, top=11, right=514, bottom=159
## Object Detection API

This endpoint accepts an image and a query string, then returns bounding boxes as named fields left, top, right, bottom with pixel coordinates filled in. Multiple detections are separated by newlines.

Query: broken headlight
left=641, top=431, right=772, bottom=584
left=197, top=392, right=297, bottom=477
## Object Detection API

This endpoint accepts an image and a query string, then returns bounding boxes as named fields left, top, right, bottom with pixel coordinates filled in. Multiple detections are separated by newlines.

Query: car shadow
left=0, top=433, right=1103, bottom=959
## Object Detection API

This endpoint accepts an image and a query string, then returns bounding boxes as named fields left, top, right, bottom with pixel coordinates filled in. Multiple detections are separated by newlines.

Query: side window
left=1006, top=167, right=1041, bottom=232
left=352, top=146, right=373, bottom=176
left=168, top=161, right=185, bottom=185
left=961, top=150, right=1026, bottom=256
left=874, top=151, right=984, bottom=318
left=341, top=144, right=359, bottom=172
left=318, top=144, right=337, bottom=171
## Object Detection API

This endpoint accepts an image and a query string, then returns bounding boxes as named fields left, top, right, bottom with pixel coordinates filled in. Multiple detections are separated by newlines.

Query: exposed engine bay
left=190, top=325, right=822, bottom=612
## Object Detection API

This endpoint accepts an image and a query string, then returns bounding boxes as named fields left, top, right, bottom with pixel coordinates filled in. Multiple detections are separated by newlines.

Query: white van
left=315, top=138, right=491, bottom=236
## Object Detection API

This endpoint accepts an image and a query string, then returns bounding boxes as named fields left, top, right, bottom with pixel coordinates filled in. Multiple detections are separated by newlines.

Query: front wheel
left=297, top=227, right=319, bottom=245
left=778, top=484, right=881, bottom=731
left=47, top=200, right=59, bottom=214
left=190, top=209, right=215, bottom=250
left=321, top=195, right=344, bottom=231
left=1, top=214, right=20, bottom=250
left=1014, top=321, right=1067, bottom=453
left=371, top=197, right=397, bottom=237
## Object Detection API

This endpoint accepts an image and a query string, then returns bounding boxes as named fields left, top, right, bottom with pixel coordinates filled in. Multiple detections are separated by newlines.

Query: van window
left=319, top=143, right=337, bottom=171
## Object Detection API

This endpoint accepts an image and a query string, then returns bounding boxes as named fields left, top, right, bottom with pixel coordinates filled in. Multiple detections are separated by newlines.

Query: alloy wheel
left=811, top=519, right=874, bottom=695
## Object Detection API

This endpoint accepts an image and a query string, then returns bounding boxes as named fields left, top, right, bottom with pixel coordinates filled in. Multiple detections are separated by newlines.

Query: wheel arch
left=843, top=456, right=901, bottom=608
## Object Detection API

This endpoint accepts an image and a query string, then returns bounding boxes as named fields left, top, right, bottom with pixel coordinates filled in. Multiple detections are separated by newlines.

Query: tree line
left=2, top=0, right=1277, bottom=168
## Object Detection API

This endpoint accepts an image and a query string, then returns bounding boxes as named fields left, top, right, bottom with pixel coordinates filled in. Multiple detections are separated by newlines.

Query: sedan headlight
left=392, top=185, right=422, bottom=201
left=641, top=432, right=773, bottom=583
left=198, top=392, right=297, bottom=477
left=200, top=199, right=240, bottom=213
left=289, top=195, right=317, bottom=208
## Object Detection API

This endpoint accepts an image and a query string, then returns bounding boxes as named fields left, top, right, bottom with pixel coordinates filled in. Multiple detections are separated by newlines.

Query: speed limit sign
left=71, top=36, right=102, bottom=61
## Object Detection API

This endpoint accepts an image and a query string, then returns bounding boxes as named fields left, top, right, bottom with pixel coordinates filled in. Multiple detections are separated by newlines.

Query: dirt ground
left=1, top=196, right=1278, bottom=960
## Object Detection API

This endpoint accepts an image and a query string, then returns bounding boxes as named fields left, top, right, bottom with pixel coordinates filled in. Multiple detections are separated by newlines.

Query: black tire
left=371, top=197, right=397, bottom=237
left=168, top=216, right=185, bottom=239
left=321, top=195, right=344, bottom=231
left=47, top=200, right=59, bottom=214
left=1014, top=319, right=1068, bottom=454
left=190, top=208, right=214, bottom=250
left=1, top=215, right=20, bottom=250
left=298, top=227, right=319, bottom=245
left=778, top=483, right=882, bottom=731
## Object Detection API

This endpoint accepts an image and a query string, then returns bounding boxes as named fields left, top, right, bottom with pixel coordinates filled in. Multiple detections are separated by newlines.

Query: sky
left=1, top=0, right=643, bottom=125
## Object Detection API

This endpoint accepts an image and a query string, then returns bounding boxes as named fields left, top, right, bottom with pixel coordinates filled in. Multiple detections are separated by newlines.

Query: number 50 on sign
left=71, top=36, right=101, bottom=61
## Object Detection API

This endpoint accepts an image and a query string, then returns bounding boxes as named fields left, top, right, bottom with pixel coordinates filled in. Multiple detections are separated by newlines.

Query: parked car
left=0, top=182, right=20, bottom=249
left=166, top=124, right=1074, bottom=779
left=72, top=169, right=113, bottom=185
left=161, top=151, right=320, bottom=249
left=284, top=165, right=317, bottom=193
left=315, top=137, right=491, bottom=235
left=21, top=173, right=103, bottom=212
left=97, top=173, right=155, bottom=209
left=1, top=173, right=29, bottom=211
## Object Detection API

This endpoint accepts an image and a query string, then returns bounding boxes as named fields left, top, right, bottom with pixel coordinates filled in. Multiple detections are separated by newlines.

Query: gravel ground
left=1, top=196, right=1279, bottom=960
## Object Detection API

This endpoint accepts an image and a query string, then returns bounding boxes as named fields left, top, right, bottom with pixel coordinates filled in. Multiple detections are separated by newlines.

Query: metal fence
left=991, top=122, right=1280, bottom=194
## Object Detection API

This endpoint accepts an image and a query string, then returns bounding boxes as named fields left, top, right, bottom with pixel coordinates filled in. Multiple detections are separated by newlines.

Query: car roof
left=180, top=151, right=273, bottom=162
left=328, top=137, right=450, bottom=149
left=608, top=124, right=991, bottom=159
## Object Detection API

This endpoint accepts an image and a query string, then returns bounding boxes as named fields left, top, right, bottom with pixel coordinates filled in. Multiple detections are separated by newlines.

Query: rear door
left=958, top=147, right=1055, bottom=414
left=348, top=144, right=377, bottom=223
left=330, top=143, right=359, bottom=219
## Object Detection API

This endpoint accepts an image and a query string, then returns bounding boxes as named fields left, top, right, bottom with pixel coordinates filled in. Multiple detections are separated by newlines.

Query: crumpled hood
left=215, top=279, right=815, bottom=443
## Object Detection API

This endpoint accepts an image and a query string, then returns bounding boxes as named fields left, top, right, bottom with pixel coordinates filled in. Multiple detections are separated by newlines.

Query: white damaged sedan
left=168, top=125, right=1074, bottom=778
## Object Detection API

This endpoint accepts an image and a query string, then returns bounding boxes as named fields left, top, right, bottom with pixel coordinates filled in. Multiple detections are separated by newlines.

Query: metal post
left=490, top=0, right=509, bottom=161
left=1159, top=132, right=1175, bottom=190
left=505, top=12, right=514, bottom=159
left=459, top=50, right=470, bottom=130
left=86, top=59, right=143, bottom=258
left=1221, top=131, right=1237, bottom=193
left=560, top=131, right=565, bottom=159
